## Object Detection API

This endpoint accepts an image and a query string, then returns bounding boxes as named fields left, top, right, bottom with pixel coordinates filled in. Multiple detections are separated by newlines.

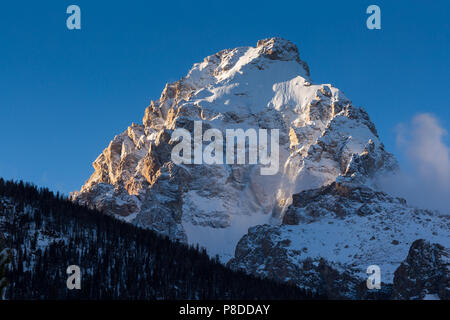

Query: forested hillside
left=0, top=178, right=322, bottom=300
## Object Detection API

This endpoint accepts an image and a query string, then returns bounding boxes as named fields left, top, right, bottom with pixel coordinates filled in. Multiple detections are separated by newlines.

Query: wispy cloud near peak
left=380, top=113, right=450, bottom=213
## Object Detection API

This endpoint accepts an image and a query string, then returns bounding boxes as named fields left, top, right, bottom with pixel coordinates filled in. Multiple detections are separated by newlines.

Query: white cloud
left=380, top=113, right=450, bottom=213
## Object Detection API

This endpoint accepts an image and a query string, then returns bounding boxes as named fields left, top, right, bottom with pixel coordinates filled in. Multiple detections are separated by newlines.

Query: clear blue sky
left=0, top=0, right=449, bottom=194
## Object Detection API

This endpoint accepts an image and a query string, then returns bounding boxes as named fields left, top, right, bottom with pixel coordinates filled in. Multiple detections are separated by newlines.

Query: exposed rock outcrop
left=392, top=239, right=449, bottom=300
left=228, top=182, right=449, bottom=299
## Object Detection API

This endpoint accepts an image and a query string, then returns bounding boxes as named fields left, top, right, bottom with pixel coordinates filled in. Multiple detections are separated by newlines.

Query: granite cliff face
left=71, top=38, right=448, bottom=298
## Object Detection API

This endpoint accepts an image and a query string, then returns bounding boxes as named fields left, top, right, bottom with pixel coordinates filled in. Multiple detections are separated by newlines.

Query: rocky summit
left=71, top=38, right=449, bottom=299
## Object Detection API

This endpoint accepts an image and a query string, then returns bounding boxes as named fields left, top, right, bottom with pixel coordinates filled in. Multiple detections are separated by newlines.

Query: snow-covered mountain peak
left=73, top=38, right=397, bottom=250
left=142, top=38, right=312, bottom=129
left=70, top=39, right=448, bottom=299
left=185, top=37, right=309, bottom=86
left=256, top=37, right=306, bottom=66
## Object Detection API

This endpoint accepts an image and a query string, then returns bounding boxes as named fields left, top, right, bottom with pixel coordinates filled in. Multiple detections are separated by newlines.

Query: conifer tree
left=0, top=235, right=10, bottom=300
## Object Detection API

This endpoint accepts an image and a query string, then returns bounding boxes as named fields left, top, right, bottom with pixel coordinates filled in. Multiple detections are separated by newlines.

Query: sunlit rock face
left=71, top=38, right=448, bottom=298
